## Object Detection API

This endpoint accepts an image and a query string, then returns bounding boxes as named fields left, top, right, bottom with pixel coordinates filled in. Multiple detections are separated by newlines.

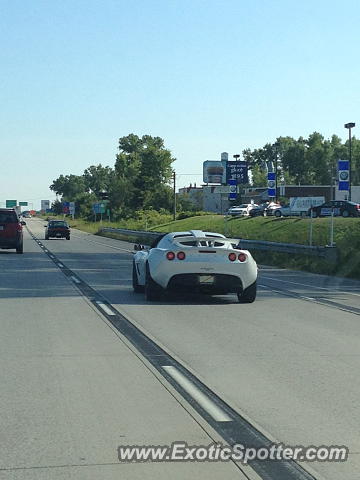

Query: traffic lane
left=259, top=265, right=360, bottom=312
left=27, top=222, right=360, bottom=479
left=1, top=229, right=244, bottom=480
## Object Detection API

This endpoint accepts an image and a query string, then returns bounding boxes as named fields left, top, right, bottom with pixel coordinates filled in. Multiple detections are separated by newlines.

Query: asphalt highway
left=1, top=218, right=360, bottom=480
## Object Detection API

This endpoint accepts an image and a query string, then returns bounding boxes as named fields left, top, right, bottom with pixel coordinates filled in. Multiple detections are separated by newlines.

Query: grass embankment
left=151, top=215, right=360, bottom=279
left=41, top=214, right=360, bottom=279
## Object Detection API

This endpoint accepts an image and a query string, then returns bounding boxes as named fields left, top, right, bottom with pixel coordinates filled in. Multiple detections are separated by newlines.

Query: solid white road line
left=162, top=366, right=232, bottom=422
left=95, top=301, right=116, bottom=316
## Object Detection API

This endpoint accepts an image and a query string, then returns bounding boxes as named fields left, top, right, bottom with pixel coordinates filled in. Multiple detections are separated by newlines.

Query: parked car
left=263, top=202, right=281, bottom=216
left=228, top=203, right=258, bottom=216
left=0, top=208, right=25, bottom=253
left=249, top=203, right=268, bottom=217
left=132, top=230, right=258, bottom=303
left=45, top=220, right=71, bottom=240
left=308, top=200, right=360, bottom=218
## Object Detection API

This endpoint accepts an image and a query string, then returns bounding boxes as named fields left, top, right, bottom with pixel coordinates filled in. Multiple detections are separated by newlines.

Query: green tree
left=83, top=164, right=114, bottom=196
left=115, top=134, right=175, bottom=211
left=50, top=174, right=86, bottom=198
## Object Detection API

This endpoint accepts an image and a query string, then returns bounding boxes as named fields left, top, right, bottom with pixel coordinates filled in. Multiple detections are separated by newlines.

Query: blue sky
left=1, top=0, right=359, bottom=208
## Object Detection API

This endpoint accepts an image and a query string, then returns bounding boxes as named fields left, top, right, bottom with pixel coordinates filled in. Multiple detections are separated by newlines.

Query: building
left=177, top=184, right=203, bottom=210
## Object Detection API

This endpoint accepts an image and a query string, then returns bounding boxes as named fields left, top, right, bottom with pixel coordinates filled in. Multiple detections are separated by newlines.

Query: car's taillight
left=238, top=253, right=247, bottom=262
left=177, top=251, right=186, bottom=260
left=166, top=251, right=175, bottom=260
left=228, top=252, right=237, bottom=261
left=357, top=204, right=360, bottom=209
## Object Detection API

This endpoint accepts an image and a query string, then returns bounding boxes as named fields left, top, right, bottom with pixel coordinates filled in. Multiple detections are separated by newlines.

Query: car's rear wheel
left=145, top=263, right=162, bottom=301
left=45, top=235, right=49, bottom=240
left=342, top=210, right=349, bottom=218
left=132, top=262, right=144, bottom=293
left=237, top=281, right=257, bottom=303
left=16, top=242, right=23, bottom=254
left=275, top=210, right=282, bottom=217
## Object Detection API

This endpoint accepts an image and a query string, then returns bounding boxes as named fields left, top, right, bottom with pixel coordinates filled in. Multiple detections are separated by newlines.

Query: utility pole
left=173, top=170, right=176, bottom=221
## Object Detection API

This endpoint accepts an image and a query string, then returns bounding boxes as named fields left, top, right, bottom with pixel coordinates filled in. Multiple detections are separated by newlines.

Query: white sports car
left=132, top=230, right=258, bottom=302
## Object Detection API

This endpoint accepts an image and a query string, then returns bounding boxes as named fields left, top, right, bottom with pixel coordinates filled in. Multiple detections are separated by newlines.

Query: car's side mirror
left=21, top=221, right=26, bottom=226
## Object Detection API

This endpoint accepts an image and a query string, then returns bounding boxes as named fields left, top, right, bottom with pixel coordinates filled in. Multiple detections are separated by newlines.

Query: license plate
left=199, top=275, right=214, bottom=284
left=56, top=233, right=61, bottom=237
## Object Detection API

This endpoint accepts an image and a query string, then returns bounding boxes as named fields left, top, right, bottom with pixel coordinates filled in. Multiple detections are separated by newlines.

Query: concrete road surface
left=2, top=218, right=360, bottom=479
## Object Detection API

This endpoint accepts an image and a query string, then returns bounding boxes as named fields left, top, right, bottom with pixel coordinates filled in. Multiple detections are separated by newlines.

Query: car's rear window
left=0, top=213, right=17, bottom=223
left=49, top=221, right=68, bottom=227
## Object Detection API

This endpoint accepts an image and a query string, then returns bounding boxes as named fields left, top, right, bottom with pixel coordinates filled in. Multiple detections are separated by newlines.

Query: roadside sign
left=41, top=200, right=50, bottom=211
left=268, top=172, right=276, bottom=197
left=338, top=160, right=349, bottom=191
left=6, top=200, right=17, bottom=208
left=69, top=202, right=75, bottom=215
left=228, top=179, right=237, bottom=200
left=93, top=203, right=106, bottom=214
left=62, top=202, right=70, bottom=214
left=226, top=161, right=248, bottom=184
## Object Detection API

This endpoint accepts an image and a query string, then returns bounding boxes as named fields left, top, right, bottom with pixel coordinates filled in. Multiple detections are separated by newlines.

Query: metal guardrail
left=100, top=227, right=338, bottom=263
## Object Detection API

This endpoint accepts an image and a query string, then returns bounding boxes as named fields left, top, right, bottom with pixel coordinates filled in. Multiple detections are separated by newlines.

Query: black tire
left=274, top=210, right=282, bottom=217
left=145, top=263, right=162, bottom=301
left=16, top=243, right=23, bottom=254
left=132, top=262, right=144, bottom=293
left=237, top=281, right=257, bottom=303
left=342, top=210, right=349, bottom=218
left=66, top=236, right=70, bottom=240
left=311, top=210, right=318, bottom=218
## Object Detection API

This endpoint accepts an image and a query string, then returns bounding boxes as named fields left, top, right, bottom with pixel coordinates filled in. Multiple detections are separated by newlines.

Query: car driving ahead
left=0, top=208, right=26, bottom=254
left=44, top=220, right=71, bottom=240
left=132, top=230, right=257, bottom=302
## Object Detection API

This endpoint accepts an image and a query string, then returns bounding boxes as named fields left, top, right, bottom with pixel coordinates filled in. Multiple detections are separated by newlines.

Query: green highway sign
left=6, top=200, right=17, bottom=208
left=19, top=202, right=28, bottom=206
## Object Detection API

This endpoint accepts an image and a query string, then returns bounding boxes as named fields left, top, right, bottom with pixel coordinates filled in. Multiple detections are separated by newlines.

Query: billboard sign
left=226, top=161, right=248, bottom=184
left=62, top=202, right=70, bottom=214
left=268, top=172, right=276, bottom=197
left=41, top=200, right=50, bottom=211
left=203, top=160, right=227, bottom=184
left=6, top=200, right=17, bottom=208
left=338, top=160, right=349, bottom=191
left=19, top=202, right=28, bottom=206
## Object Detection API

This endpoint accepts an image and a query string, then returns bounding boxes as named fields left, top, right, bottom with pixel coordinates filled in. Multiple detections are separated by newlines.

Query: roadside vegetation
left=42, top=212, right=360, bottom=280
left=46, top=130, right=360, bottom=279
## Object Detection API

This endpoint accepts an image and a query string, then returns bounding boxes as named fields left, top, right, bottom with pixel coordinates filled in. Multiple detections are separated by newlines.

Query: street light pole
left=173, top=170, right=176, bottom=221
left=344, top=122, right=355, bottom=201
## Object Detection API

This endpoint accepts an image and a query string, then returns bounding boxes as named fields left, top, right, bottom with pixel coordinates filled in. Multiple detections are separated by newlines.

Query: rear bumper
left=167, top=273, right=243, bottom=294
left=47, top=230, right=69, bottom=238
left=0, top=236, right=21, bottom=249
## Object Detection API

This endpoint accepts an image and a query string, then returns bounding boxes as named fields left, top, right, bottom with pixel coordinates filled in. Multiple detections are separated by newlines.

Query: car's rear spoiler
left=172, top=236, right=241, bottom=247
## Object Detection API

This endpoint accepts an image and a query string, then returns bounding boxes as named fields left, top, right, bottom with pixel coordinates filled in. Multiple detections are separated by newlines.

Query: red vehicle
left=0, top=208, right=26, bottom=254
